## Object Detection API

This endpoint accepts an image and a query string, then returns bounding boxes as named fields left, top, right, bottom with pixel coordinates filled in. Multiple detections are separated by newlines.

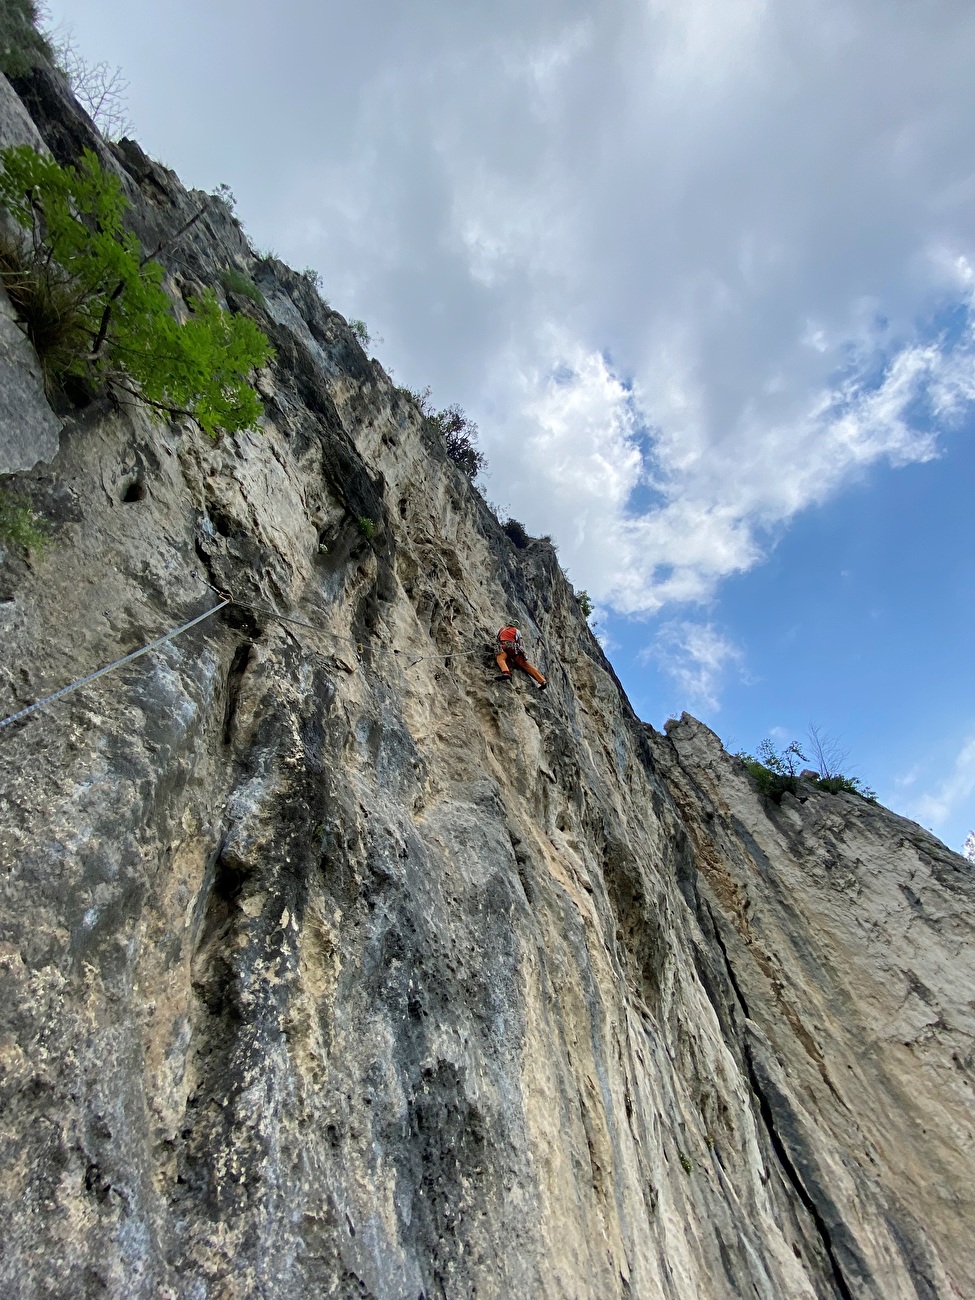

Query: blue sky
left=617, top=418, right=975, bottom=845
left=42, top=0, right=975, bottom=852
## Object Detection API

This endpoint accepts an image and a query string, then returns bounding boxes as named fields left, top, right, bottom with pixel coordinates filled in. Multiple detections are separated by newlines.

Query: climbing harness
left=497, top=625, right=521, bottom=653
left=0, top=599, right=230, bottom=733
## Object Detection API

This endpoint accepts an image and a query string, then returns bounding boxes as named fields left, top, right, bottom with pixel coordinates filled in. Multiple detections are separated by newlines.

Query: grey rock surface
left=0, top=67, right=972, bottom=1300
left=0, top=71, right=46, bottom=153
left=0, top=74, right=61, bottom=475
left=0, top=284, right=61, bottom=475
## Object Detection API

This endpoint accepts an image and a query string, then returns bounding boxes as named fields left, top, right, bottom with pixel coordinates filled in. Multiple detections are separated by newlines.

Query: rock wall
left=0, top=65, right=972, bottom=1300
left=0, top=76, right=61, bottom=475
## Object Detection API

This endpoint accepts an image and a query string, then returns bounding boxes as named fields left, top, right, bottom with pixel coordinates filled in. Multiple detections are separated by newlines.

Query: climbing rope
left=0, top=599, right=229, bottom=734
left=211, top=583, right=489, bottom=671
left=210, top=589, right=362, bottom=642
left=0, top=573, right=531, bottom=736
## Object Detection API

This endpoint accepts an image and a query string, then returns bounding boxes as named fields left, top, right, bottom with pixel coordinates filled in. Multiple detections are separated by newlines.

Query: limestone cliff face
left=1, top=68, right=973, bottom=1300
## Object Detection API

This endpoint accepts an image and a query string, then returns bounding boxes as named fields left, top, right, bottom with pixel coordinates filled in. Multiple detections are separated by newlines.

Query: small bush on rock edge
left=400, top=386, right=487, bottom=481
left=739, top=739, right=807, bottom=802
left=739, top=737, right=876, bottom=804
left=809, top=773, right=877, bottom=801
left=431, top=403, right=484, bottom=480
left=503, top=518, right=530, bottom=549
left=0, top=486, right=49, bottom=553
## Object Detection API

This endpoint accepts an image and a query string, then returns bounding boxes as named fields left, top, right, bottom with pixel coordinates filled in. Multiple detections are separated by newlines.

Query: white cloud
left=49, top=0, right=975, bottom=621
left=642, top=621, right=745, bottom=712
left=904, top=735, right=975, bottom=830
left=482, top=318, right=962, bottom=616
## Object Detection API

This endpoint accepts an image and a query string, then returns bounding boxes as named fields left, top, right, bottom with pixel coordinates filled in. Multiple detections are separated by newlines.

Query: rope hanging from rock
left=217, top=586, right=489, bottom=671
left=1, top=565, right=541, bottom=735
left=0, top=600, right=230, bottom=734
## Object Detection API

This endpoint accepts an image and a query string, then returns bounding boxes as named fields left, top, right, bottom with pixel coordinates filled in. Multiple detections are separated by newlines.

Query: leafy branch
left=0, top=145, right=273, bottom=436
left=403, top=385, right=486, bottom=480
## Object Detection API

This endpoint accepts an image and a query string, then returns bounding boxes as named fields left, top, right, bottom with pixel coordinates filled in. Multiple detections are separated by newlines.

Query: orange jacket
left=497, top=626, right=522, bottom=653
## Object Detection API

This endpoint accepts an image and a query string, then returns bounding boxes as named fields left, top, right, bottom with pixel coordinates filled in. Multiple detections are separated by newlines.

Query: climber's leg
left=512, top=653, right=546, bottom=687
left=496, top=650, right=512, bottom=678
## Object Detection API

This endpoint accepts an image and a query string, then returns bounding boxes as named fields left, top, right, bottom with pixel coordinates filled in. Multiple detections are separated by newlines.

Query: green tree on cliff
left=0, top=145, right=272, bottom=436
left=404, top=386, right=486, bottom=479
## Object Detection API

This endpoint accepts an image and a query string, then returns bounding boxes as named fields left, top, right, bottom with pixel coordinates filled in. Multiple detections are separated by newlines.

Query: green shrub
left=291, top=267, right=329, bottom=307
left=0, top=0, right=52, bottom=79
left=0, top=486, right=49, bottom=553
left=576, top=590, right=593, bottom=618
left=348, top=318, right=370, bottom=346
left=429, top=402, right=484, bottom=479
left=503, top=518, right=530, bottom=549
left=738, top=739, right=806, bottom=802
left=218, top=267, right=265, bottom=306
left=357, top=515, right=375, bottom=539
left=0, top=146, right=273, bottom=435
left=401, top=387, right=486, bottom=480
left=740, top=737, right=877, bottom=804
left=809, top=773, right=877, bottom=801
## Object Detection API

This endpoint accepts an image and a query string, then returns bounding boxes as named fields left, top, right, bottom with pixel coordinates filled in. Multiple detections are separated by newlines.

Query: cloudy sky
left=46, top=0, right=975, bottom=851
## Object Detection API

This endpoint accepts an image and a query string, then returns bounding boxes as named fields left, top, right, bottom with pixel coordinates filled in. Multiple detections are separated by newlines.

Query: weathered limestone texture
left=0, top=66, right=972, bottom=1300
left=655, top=717, right=975, bottom=1300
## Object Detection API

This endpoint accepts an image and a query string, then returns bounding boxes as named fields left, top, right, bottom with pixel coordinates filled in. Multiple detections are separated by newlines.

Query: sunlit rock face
left=1, top=67, right=972, bottom=1300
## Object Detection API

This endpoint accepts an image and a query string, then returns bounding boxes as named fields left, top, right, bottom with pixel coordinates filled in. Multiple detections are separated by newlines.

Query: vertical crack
left=222, top=642, right=253, bottom=745
left=705, top=904, right=856, bottom=1300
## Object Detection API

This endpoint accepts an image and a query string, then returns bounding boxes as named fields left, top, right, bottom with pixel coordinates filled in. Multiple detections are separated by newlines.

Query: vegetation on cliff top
left=0, top=1, right=52, bottom=79
left=403, top=385, right=486, bottom=480
left=739, top=732, right=876, bottom=803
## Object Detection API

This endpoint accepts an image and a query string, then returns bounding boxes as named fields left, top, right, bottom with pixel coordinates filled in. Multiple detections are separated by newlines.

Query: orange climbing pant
left=496, top=649, right=546, bottom=686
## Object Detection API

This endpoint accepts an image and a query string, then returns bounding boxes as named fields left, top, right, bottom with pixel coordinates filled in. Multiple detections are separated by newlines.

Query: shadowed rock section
left=0, top=65, right=973, bottom=1299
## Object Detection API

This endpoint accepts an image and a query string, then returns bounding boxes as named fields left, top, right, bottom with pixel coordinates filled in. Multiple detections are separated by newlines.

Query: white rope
left=0, top=599, right=230, bottom=733
left=223, top=588, right=488, bottom=670
left=0, top=576, right=523, bottom=737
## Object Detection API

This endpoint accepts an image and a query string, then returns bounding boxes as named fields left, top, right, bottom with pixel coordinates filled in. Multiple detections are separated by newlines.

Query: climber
left=496, top=625, right=547, bottom=690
